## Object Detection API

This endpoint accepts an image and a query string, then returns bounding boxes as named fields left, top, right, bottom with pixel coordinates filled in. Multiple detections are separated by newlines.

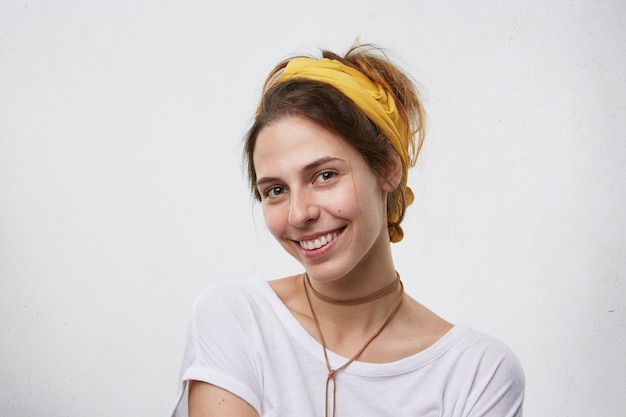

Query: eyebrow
left=255, top=156, right=345, bottom=187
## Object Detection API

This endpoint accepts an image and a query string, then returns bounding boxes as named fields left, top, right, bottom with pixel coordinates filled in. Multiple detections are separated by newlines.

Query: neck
left=306, top=259, right=398, bottom=301
left=302, top=269, right=404, bottom=341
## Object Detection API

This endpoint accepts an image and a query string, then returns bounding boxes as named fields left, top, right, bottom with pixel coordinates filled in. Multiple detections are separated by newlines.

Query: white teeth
left=300, top=232, right=338, bottom=251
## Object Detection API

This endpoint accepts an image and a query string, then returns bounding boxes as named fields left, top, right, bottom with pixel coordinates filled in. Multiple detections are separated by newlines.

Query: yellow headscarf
left=273, top=57, right=414, bottom=242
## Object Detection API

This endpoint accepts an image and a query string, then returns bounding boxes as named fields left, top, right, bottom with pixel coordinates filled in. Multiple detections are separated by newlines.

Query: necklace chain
left=302, top=273, right=404, bottom=417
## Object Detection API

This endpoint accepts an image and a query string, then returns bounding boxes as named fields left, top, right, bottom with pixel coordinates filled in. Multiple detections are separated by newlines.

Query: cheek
left=343, top=182, right=386, bottom=220
left=336, top=199, right=358, bottom=216
left=330, top=188, right=363, bottom=217
left=262, top=204, right=285, bottom=236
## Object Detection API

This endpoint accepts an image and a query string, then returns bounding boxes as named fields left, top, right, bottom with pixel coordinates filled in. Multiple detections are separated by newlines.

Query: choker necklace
left=302, top=273, right=404, bottom=417
left=304, top=272, right=401, bottom=305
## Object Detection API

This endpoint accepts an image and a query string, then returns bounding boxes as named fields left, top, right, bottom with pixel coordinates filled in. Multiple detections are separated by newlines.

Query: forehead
left=253, top=116, right=361, bottom=173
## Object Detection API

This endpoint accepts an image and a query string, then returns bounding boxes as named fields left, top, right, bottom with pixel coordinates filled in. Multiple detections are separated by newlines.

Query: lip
left=294, top=227, right=345, bottom=259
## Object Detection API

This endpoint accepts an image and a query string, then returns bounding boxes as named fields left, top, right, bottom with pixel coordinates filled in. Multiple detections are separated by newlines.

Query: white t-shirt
left=171, top=279, right=524, bottom=417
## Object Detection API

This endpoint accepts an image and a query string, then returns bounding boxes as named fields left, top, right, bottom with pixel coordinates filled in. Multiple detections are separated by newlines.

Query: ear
left=382, top=151, right=403, bottom=193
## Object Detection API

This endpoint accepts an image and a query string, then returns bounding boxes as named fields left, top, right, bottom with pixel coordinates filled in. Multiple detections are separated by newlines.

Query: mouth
left=297, top=229, right=342, bottom=251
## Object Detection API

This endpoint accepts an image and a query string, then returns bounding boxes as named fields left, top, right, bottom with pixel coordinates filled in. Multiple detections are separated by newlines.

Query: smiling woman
left=171, top=44, right=525, bottom=417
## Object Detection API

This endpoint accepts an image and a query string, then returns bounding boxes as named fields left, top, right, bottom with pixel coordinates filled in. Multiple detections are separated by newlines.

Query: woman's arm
left=188, top=380, right=260, bottom=417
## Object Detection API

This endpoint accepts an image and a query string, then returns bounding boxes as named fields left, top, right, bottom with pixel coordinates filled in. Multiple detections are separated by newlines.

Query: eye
left=314, top=170, right=336, bottom=183
left=264, top=185, right=287, bottom=199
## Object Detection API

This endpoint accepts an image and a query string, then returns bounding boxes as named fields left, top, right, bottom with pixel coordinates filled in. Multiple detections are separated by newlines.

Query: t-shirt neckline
left=252, top=278, right=470, bottom=378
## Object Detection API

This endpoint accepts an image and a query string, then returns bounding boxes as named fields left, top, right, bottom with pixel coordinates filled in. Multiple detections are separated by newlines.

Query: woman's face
left=253, top=116, right=395, bottom=283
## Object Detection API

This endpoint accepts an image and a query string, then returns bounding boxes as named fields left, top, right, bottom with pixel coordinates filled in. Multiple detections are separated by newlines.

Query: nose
left=288, top=188, right=320, bottom=228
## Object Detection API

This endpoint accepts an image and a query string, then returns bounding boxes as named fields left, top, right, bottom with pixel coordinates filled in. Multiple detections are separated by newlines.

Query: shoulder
left=448, top=326, right=524, bottom=376
left=191, top=279, right=272, bottom=326
left=195, top=279, right=261, bottom=304
left=446, top=326, right=525, bottom=415
left=454, top=327, right=523, bottom=367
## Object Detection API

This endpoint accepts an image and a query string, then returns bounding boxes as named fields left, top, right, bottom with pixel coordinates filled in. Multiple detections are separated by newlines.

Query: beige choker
left=304, top=272, right=401, bottom=305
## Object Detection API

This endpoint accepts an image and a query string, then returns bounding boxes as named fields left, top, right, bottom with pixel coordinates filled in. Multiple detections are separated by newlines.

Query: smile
left=298, top=231, right=339, bottom=251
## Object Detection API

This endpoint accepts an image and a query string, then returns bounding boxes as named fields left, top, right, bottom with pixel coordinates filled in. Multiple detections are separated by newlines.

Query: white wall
left=1, top=1, right=624, bottom=416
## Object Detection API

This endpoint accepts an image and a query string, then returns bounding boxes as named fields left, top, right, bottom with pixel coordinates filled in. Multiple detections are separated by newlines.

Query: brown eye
left=265, top=186, right=287, bottom=198
left=314, top=171, right=336, bottom=183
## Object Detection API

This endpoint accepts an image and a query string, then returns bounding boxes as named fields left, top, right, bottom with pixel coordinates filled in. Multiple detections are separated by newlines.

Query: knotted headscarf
left=273, top=57, right=414, bottom=242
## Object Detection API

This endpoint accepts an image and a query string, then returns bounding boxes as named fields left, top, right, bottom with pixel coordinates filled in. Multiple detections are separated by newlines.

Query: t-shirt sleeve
left=170, top=284, right=263, bottom=417
left=463, top=332, right=525, bottom=417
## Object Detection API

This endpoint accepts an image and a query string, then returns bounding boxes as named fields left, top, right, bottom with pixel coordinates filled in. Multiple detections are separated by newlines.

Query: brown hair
left=243, top=44, right=426, bottom=238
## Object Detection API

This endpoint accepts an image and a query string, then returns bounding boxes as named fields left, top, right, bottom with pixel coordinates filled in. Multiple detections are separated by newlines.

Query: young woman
left=172, top=45, right=524, bottom=417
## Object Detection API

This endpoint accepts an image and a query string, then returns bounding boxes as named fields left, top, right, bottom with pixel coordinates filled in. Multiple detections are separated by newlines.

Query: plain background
left=1, top=1, right=625, bottom=416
